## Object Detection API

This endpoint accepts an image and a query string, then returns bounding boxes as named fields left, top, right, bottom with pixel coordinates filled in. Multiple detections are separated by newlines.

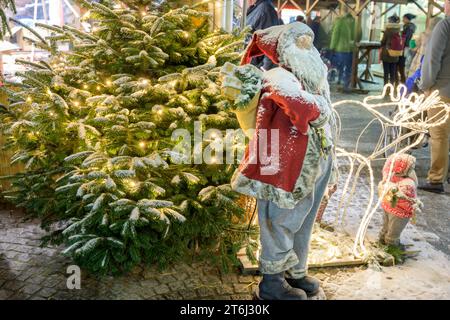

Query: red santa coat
left=231, top=67, right=330, bottom=209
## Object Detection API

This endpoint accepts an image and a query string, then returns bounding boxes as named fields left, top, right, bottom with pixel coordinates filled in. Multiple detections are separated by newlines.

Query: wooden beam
left=410, top=0, right=427, bottom=15
left=321, top=8, right=336, bottom=21
left=279, top=0, right=289, bottom=12
left=357, top=0, right=372, bottom=15
left=337, top=0, right=358, bottom=17
left=289, top=0, right=304, bottom=12
left=379, top=3, right=398, bottom=18
left=432, top=1, right=445, bottom=13
left=306, top=0, right=320, bottom=15
left=426, top=0, right=434, bottom=28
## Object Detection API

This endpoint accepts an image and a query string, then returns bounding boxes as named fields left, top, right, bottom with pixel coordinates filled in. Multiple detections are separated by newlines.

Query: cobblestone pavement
left=2, top=179, right=448, bottom=300
left=1, top=84, right=448, bottom=300
left=0, top=205, right=360, bottom=300
left=0, top=207, right=254, bottom=300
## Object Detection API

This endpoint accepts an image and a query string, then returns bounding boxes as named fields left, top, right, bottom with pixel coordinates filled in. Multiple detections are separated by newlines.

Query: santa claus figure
left=222, top=22, right=336, bottom=300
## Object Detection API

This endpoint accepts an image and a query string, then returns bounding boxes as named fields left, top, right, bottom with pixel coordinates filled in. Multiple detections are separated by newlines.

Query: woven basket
left=0, top=91, right=23, bottom=191
left=234, top=195, right=258, bottom=226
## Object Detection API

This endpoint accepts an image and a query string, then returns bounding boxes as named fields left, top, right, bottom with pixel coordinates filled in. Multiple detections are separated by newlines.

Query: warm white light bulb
left=139, top=141, right=146, bottom=148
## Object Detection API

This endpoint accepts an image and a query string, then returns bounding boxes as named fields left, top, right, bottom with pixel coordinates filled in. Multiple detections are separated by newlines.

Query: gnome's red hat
left=240, top=22, right=315, bottom=66
left=383, top=154, right=416, bottom=179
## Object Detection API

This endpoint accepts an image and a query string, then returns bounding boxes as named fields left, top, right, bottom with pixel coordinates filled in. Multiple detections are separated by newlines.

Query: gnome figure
left=378, top=154, right=423, bottom=250
left=222, top=23, right=336, bottom=300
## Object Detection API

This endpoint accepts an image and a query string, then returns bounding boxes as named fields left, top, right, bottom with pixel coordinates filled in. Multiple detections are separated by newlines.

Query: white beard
left=281, top=43, right=328, bottom=94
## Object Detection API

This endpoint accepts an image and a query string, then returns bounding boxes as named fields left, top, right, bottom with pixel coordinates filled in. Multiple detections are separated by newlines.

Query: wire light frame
left=332, top=84, right=450, bottom=259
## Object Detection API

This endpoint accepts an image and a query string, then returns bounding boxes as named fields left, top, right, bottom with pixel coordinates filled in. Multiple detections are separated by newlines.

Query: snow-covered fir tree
left=0, top=0, right=250, bottom=274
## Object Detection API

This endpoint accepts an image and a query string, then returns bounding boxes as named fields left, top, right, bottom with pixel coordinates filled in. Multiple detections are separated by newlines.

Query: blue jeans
left=257, top=155, right=333, bottom=278
left=333, top=52, right=353, bottom=89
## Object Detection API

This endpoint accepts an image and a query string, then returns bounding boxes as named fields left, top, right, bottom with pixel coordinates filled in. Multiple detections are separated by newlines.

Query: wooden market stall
left=240, top=0, right=446, bottom=91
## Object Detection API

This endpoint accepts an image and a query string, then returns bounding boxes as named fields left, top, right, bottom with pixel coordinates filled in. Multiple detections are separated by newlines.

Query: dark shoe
left=418, top=182, right=444, bottom=194
left=256, top=273, right=307, bottom=300
left=285, top=275, right=320, bottom=297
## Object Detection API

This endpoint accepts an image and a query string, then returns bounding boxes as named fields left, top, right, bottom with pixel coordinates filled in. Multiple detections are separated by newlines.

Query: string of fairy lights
left=332, top=84, right=450, bottom=258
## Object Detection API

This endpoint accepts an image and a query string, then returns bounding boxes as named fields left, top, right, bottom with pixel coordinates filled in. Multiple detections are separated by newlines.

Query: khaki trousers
left=428, top=96, right=450, bottom=183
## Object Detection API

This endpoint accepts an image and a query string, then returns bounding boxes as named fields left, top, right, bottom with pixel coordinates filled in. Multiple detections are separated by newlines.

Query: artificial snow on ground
left=320, top=169, right=450, bottom=300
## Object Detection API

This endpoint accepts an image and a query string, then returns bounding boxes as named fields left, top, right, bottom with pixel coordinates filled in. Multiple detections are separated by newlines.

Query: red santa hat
left=240, top=22, right=315, bottom=66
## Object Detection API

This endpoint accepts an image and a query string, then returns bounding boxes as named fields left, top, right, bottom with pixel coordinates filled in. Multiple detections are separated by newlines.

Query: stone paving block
left=137, top=288, right=156, bottom=299
left=230, top=294, right=252, bottom=300
left=0, top=270, right=16, bottom=281
left=27, top=275, right=48, bottom=285
left=140, top=278, right=160, bottom=288
left=43, top=274, right=64, bottom=288
left=183, top=277, right=202, bottom=288
left=196, top=286, right=216, bottom=298
left=180, top=289, right=198, bottom=300
left=216, top=285, right=234, bottom=296
left=173, top=271, right=188, bottom=281
left=153, top=284, right=170, bottom=295
left=4, top=251, right=18, bottom=259
left=233, top=283, right=251, bottom=294
left=16, top=253, right=33, bottom=263
left=158, top=274, right=177, bottom=284
left=2, top=280, right=25, bottom=291
left=15, top=272, right=35, bottom=282
left=0, top=289, right=13, bottom=299
left=163, top=292, right=183, bottom=300
left=119, top=293, right=142, bottom=300
left=53, top=291, right=76, bottom=300
left=167, top=280, right=185, bottom=292
left=21, top=284, right=42, bottom=295
left=221, top=273, right=238, bottom=283
left=238, top=275, right=255, bottom=284
left=36, top=287, right=58, bottom=299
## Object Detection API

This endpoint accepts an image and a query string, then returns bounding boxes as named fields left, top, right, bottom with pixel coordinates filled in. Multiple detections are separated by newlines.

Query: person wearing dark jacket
left=381, top=15, right=402, bottom=86
left=418, top=1, right=450, bottom=194
left=308, top=16, right=328, bottom=51
left=246, top=0, right=280, bottom=70
left=397, top=13, right=417, bottom=83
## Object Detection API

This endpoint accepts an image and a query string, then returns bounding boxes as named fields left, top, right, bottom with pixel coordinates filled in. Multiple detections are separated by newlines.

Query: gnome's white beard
left=280, top=43, right=328, bottom=94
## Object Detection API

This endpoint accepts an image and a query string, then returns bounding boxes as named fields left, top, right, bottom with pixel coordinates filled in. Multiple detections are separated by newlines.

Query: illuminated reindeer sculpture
left=331, top=84, right=450, bottom=259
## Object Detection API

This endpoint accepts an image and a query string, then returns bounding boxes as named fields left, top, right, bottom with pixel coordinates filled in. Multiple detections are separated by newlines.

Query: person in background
left=329, top=9, right=358, bottom=93
left=380, top=15, right=402, bottom=87
left=397, top=13, right=417, bottom=83
left=296, top=15, right=306, bottom=23
left=419, top=0, right=450, bottom=194
left=408, top=17, right=443, bottom=79
left=406, top=17, right=443, bottom=97
left=245, top=0, right=280, bottom=70
left=308, top=16, right=329, bottom=51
